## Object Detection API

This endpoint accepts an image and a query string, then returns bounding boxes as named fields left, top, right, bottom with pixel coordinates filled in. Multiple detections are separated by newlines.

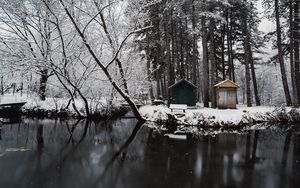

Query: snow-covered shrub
left=288, top=108, right=300, bottom=122
left=240, top=112, right=252, bottom=125
left=183, top=111, right=204, bottom=125
left=152, top=109, right=168, bottom=121
left=270, top=106, right=290, bottom=122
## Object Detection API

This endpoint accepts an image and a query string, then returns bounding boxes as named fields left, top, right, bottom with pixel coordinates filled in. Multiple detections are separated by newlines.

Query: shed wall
left=217, top=88, right=237, bottom=109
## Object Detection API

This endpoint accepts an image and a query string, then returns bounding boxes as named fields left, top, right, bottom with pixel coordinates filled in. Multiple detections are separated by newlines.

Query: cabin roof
left=169, top=79, right=197, bottom=89
left=214, top=79, right=239, bottom=88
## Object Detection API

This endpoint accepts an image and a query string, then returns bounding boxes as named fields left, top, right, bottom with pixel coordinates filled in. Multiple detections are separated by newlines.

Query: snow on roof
left=168, top=79, right=197, bottom=89
left=214, top=79, right=239, bottom=88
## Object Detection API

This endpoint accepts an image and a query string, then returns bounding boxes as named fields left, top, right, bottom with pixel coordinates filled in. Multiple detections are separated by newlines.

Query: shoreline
left=0, top=95, right=129, bottom=120
left=140, top=105, right=300, bottom=136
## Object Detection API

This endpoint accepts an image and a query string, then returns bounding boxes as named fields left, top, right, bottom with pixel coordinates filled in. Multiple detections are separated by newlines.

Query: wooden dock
left=0, top=102, right=26, bottom=115
left=0, top=102, right=26, bottom=109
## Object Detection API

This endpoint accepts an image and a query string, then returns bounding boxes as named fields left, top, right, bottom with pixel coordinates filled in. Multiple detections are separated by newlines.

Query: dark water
left=0, top=118, right=299, bottom=188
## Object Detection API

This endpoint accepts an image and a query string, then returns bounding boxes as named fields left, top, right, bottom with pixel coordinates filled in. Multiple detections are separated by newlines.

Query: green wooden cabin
left=169, top=79, right=197, bottom=106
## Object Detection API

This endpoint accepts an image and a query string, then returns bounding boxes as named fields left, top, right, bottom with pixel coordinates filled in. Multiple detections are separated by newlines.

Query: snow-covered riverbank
left=139, top=105, right=300, bottom=127
left=0, top=94, right=127, bottom=119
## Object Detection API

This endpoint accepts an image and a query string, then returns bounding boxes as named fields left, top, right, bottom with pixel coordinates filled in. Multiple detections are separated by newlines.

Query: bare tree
left=0, top=0, right=54, bottom=100
left=56, top=0, right=148, bottom=121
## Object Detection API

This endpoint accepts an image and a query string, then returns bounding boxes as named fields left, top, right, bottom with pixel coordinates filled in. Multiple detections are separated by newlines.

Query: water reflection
left=0, top=119, right=299, bottom=188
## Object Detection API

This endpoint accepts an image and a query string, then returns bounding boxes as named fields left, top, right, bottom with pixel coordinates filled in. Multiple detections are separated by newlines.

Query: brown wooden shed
left=214, top=80, right=239, bottom=109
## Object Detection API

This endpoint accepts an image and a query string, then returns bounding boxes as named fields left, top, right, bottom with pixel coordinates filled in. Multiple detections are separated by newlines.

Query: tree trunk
left=202, top=12, right=209, bottom=107
left=165, top=21, right=174, bottom=99
left=20, top=79, right=23, bottom=97
left=171, top=14, right=176, bottom=86
left=290, top=0, right=298, bottom=106
left=221, top=25, right=226, bottom=80
left=162, top=75, right=167, bottom=98
left=294, top=0, right=300, bottom=105
left=95, top=3, right=129, bottom=95
left=146, top=43, right=154, bottom=100
left=180, top=20, right=185, bottom=79
left=241, top=2, right=252, bottom=107
left=192, top=0, right=198, bottom=85
left=209, top=19, right=217, bottom=108
left=54, top=72, right=85, bottom=118
left=226, top=10, right=232, bottom=80
left=1, top=76, right=3, bottom=95
left=249, top=50, right=261, bottom=106
left=275, top=0, right=292, bottom=106
left=156, top=78, right=161, bottom=98
left=39, top=69, right=48, bottom=101
left=185, top=18, right=190, bottom=80
left=226, top=10, right=235, bottom=82
left=115, top=59, right=129, bottom=94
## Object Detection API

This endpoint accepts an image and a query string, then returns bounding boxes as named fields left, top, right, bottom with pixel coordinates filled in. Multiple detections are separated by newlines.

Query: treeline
left=136, top=0, right=300, bottom=107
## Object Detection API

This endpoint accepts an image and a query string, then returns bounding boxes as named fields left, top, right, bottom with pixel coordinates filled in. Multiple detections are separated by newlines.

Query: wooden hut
left=214, top=80, right=239, bottom=109
left=169, top=79, right=197, bottom=106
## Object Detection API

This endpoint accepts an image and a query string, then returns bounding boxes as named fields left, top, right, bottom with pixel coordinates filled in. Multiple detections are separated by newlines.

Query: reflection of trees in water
left=0, top=119, right=113, bottom=187
left=37, top=124, right=44, bottom=149
left=293, top=131, right=300, bottom=185
left=32, top=119, right=133, bottom=188
left=139, top=133, right=248, bottom=187
left=5, top=118, right=149, bottom=188
left=241, top=130, right=260, bottom=188
left=245, top=128, right=298, bottom=188
left=195, top=135, right=240, bottom=187
left=282, top=130, right=292, bottom=166
left=135, top=129, right=297, bottom=188
left=1, top=119, right=300, bottom=188
left=91, top=120, right=146, bottom=188
left=34, top=123, right=44, bottom=188
left=245, top=130, right=260, bottom=162
left=131, top=133, right=235, bottom=187
left=65, top=120, right=81, bottom=144
left=41, top=123, right=300, bottom=188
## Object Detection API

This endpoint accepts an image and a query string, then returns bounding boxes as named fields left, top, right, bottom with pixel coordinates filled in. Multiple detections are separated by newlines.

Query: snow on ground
left=139, top=105, right=171, bottom=121
left=0, top=94, right=117, bottom=115
left=139, top=104, right=299, bottom=126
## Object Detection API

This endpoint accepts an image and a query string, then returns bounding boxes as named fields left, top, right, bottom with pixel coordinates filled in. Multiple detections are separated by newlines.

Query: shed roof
left=169, top=79, right=197, bottom=89
left=214, top=79, right=239, bottom=88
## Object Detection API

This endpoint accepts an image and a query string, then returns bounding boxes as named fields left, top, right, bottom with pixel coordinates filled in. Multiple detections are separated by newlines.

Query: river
left=0, top=118, right=299, bottom=188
